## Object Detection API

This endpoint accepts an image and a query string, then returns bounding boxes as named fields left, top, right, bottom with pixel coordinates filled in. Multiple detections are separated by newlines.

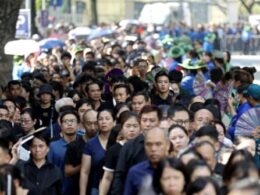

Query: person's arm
left=111, top=144, right=130, bottom=195
left=64, top=164, right=81, bottom=177
left=79, top=154, right=91, bottom=195
left=99, top=170, right=114, bottom=195
left=228, top=96, right=237, bottom=116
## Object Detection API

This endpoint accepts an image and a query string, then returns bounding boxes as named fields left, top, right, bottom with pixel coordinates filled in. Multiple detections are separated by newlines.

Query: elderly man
left=123, top=127, right=169, bottom=195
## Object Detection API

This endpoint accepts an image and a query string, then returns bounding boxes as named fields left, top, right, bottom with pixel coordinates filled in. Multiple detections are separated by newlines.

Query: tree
left=0, top=1, right=23, bottom=85
left=240, top=0, right=260, bottom=14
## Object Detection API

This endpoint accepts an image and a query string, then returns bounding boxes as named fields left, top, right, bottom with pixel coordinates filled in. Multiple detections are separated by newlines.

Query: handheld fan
left=235, top=107, right=260, bottom=138
left=193, top=71, right=213, bottom=99
left=214, top=81, right=233, bottom=112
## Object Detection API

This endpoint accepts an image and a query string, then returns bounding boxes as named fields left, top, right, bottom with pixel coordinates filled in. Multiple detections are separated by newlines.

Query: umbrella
left=4, top=39, right=39, bottom=55
left=88, top=28, right=114, bottom=40
left=68, top=27, right=93, bottom=38
left=39, top=38, right=65, bottom=49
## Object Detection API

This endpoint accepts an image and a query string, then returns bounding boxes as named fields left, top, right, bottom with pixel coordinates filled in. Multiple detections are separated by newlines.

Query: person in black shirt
left=150, top=71, right=174, bottom=106
left=111, top=105, right=162, bottom=195
left=33, top=84, right=58, bottom=128
left=11, top=131, right=62, bottom=195
left=99, top=111, right=141, bottom=195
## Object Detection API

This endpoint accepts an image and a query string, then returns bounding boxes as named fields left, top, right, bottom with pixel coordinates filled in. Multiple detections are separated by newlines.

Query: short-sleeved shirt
left=64, top=138, right=86, bottom=195
left=103, top=142, right=123, bottom=172
left=83, top=136, right=106, bottom=190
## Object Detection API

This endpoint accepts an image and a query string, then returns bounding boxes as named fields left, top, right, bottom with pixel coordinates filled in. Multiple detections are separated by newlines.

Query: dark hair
left=7, top=80, right=21, bottom=89
left=109, top=75, right=128, bottom=86
left=168, top=103, right=190, bottom=119
left=75, top=98, right=93, bottom=111
left=223, top=149, right=255, bottom=184
left=67, top=90, right=83, bottom=101
left=223, top=160, right=259, bottom=186
left=128, top=76, right=149, bottom=92
left=168, top=124, right=188, bottom=136
left=153, top=157, right=187, bottom=194
left=21, top=108, right=36, bottom=121
left=140, top=105, right=162, bottom=121
left=189, top=102, right=204, bottom=119
left=82, top=62, right=96, bottom=74
left=133, top=58, right=148, bottom=67
left=59, top=110, right=80, bottom=124
left=29, top=131, right=50, bottom=147
left=61, top=51, right=72, bottom=60
left=203, top=103, right=221, bottom=121
left=242, top=67, right=256, bottom=80
left=0, top=120, right=14, bottom=142
left=195, top=125, right=219, bottom=143
left=85, top=79, right=103, bottom=93
left=131, top=91, right=150, bottom=102
left=97, top=109, right=115, bottom=121
left=0, top=105, right=9, bottom=112
left=233, top=70, right=253, bottom=86
left=155, top=71, right=170, bottom=83
left=211, top=120, right=227, bottom=135
left=0, top=139, right=9, bottom=155
left=14, top=96, right=27, bottom=111
left=178, top=147, right=203, bottom=164
left=115, top=102, right=130, bottom=118
left=113, top=84, right=131, bottom=95
left=118, top=111, right=139, bottom=127
left=50, top=81, right=64, bottom=98
left=106, top=124, right=121, bottom=150
left=210, top=67, right=224, bottom=83
left=2, top=99, right=16, bottom=108
left=169, top=70, right=183, bottom=83
left=186, top=177, right=220, bottom=194
left=186, top=159, right=212, bottom=182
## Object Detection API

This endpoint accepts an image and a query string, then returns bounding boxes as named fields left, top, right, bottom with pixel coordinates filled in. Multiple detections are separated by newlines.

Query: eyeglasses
left=170, top=119, right=190, bottom=126
left=62, top=119, right=78, bottom=125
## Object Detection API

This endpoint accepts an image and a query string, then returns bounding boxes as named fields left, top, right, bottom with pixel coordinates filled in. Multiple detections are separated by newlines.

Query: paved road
left=231, top=55, right=260, bottom=84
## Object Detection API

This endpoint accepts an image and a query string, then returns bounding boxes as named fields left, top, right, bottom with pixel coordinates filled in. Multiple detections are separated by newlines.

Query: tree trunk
left=91, top=0, right=98, bottom=25
left=0, top=1, right=23, bottom=86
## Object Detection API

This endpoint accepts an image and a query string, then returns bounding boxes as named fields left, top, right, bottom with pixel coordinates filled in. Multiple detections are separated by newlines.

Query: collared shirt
left=123, top=160, right=154, bottom=195
left=17, top=159, right=62, bottom=195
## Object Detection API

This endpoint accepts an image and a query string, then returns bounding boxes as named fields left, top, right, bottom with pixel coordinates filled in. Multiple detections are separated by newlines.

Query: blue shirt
left=48, top=137, right=80, bottom=195
left=181, top=74, right=195, bottom=96
left=83, top=136, right=106, bottom=190
left=123, top=160, right=154, bottom=195
left=228, top=102, right=252, bottom=141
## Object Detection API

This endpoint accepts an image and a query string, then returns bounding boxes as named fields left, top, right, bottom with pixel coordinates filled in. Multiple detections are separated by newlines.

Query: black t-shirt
left=33, top=104, right=58, bottom=128
left=64, top=137, right=86, bottom=167
left=103, top=143, right=123, bottom=172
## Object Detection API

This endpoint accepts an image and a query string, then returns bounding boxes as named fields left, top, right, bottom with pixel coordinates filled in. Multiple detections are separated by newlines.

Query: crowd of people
left=1, top=21, right=260, bottom=195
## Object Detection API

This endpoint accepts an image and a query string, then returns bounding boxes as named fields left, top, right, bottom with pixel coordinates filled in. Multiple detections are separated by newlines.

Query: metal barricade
left=220, top=35, right=260, bottom=55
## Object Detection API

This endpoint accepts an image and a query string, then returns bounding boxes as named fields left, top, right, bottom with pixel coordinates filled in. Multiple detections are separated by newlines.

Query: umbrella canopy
left=39, top=38, right=65, bottom=49
left=88, top=28, right=114, bottom=40
left=4, top=39, right=39, bottom=55
left=68, top=27, right=93, bottom=38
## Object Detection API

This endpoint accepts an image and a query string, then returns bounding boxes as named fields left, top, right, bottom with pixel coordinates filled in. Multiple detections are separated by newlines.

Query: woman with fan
left=227, top=85, right=252, bottom=141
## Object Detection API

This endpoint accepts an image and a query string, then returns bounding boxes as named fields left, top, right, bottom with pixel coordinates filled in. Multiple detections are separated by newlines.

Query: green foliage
left=35, top=0, right=51, bottom=11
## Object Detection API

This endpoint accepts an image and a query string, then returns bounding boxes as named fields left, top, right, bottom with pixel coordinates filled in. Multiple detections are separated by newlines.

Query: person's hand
left=10, top=140, right=21, bottom=163
left=228, top=96, right=234, bottom=107
left=253, top=126, right=260, bottom=139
